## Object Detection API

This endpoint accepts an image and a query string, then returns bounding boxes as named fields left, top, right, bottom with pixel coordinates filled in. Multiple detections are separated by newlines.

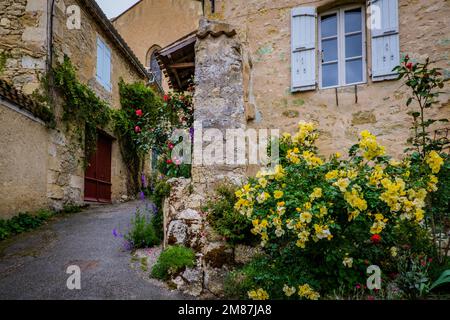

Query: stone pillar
left=191, top=18, right=246, bottom=195
left=163, top=18, right=248, bottom=298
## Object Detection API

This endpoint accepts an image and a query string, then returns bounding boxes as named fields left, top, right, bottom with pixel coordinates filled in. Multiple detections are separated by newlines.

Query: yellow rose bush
left=230, top=121, right=447, bottom=300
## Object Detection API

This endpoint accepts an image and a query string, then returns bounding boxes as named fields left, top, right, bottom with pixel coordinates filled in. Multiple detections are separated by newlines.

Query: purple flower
left=149, top=203, right=158, bottom=215
left=139, top=191, right=145, bottom=201
left=123, top=240, right=133, bottom=251
left=189, top=127, right=194, bottom=142
left=141, top=173, right=148, bottom=188
left=113, top=228, right=123, bottom=238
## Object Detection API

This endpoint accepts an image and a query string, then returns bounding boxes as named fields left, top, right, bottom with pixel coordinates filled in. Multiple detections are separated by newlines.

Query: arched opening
left=146, top=45, right=162, bottom=86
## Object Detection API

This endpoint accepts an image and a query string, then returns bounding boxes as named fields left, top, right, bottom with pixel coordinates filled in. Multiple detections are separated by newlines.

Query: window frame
left=318, top=4, right=367, bottom=89
left=96, top=36, right=112, bottom=92
left=148, top=46, right=162, bottom=86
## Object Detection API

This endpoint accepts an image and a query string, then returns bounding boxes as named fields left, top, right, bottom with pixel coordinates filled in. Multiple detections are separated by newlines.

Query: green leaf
left=430, top=270, right=450, bottom=290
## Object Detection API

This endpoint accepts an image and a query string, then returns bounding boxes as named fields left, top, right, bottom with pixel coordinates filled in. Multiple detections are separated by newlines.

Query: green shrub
left=224, top=254, right=314, bottom=300
left=0, top=209, right=55, bottom=241
left=151, top=245, right=195, bottom=280
left=60, top=204, right=83, bottom=215
left=145, top=175, right=171, bottom=241
left=204, top=182, right=257, bottom=245
left=125, top=207, right=159, bottom=249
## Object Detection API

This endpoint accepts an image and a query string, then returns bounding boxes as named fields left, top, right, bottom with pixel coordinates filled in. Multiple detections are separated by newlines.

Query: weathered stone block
left=21, top=27, right=46, bottom=43
left=351, top=110, right=377, bottom=125
left=21, top=55, right=45, bottom=69
left=179, top=208, right=202, bottom=221
left=70, top=175, right=84, bottom=190
left=203, top=244, right=234, bottom=268
left=204, top=267, right=228, bottom=297
left=167, top=220, right=188, bottom=245
left=25, top=0, right=46, bottom=12
left=47, top=184, right=64, bottom=200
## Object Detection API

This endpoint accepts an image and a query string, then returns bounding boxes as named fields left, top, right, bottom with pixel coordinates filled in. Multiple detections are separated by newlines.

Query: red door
left=84, top=133, right=112, bottom=202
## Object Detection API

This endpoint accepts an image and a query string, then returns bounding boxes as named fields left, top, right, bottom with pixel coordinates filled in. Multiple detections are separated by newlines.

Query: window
left=150, top=50, right=162, bottom=86
left=96, top=37, right=112, bottom=91
left=290, top=0, right=399, bottom=92
left=319, top=6, right=365, bottom=88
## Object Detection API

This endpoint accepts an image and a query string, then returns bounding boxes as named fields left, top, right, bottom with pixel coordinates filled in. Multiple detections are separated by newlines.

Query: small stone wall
left=163, top=178, right=262, bottom=298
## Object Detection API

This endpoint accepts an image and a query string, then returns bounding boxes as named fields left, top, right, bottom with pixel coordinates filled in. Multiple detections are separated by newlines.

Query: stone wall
left=209, top=0, right=450, bottom=161
left=0, top=100, right=49, bottom=219
left=0, top=0, right=47, bottom=95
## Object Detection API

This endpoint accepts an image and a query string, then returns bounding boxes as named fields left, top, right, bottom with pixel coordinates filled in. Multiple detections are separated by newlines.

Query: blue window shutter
left=370, top=0, right=400, bottom=81
left=291, top=7, right=317, bottom=92
left=103, top=44, right=112, bottom=91
left=96, top=38, right=104, bottom=83
left=96, top=37, right=112, bottom=91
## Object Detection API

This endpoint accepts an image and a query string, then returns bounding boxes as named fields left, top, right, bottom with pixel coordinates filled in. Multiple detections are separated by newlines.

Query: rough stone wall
left=163, top=177, right=261, bottom=298
left=0, top=101, right=49, bottom=219
left=112, top=0, right=202, bottom=91
left=210, top=0, right=450, bottom=161
left=0, top=0, right=47, bottom=95
left=163, top=19, right=250, bottom=297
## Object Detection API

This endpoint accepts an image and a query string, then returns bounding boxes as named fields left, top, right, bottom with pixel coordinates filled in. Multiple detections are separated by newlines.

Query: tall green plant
left=394, top=56, right=448, bottom=157
left=395, top=56, right=450, bottom=263
left=124, top=207, right=159, bottom=249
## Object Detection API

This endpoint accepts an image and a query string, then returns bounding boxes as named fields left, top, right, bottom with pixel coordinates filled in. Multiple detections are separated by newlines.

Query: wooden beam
left=168, top=53, right=183, bottom=90
left=169, top=62, right=195, bottom=69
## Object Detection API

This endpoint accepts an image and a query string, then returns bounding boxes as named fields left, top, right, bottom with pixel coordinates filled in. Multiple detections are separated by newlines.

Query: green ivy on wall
left=53, top=56, right=111, bottom=161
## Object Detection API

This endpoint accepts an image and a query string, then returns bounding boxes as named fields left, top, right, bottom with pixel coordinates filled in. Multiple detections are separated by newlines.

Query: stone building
left=205, top=0, right=450, bottom=160
left=112, top=0, right=203, bottom=91
left=151, top=0, right=450, bottom=297
left=0, top=0, right=150, bottom=218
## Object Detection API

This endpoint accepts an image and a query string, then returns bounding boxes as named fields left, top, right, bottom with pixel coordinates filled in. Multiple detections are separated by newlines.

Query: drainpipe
left=47, top=0, right=57, bottom=104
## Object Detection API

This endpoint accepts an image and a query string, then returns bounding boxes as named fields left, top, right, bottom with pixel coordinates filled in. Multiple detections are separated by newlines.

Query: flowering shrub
left=157, top=138, right=192, bottom=178
left=203, top=182, right=257, bottom=245
left=233, top=121, right=446, bottom=299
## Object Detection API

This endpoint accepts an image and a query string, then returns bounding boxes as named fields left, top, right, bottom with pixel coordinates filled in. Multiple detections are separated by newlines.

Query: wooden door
left=84, top=133, right=112, bottom=202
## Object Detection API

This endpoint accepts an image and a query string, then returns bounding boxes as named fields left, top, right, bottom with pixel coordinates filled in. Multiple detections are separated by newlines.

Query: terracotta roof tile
left=0, top=78, right=55, bottom=125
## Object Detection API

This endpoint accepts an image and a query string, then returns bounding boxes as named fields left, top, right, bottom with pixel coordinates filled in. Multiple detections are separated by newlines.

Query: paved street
left=0, top=201, right=185, bottom=300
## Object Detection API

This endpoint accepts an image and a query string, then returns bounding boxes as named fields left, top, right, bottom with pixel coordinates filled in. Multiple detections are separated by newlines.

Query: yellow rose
left=274, top=190, right=284, bottom=199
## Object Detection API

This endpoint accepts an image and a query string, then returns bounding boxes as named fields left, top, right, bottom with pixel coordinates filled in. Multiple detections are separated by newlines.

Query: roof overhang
left=156, top=31, right=197, bottom=91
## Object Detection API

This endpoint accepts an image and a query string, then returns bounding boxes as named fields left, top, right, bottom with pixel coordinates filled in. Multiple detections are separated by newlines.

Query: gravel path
left=0, top=201, right=187, bottom=300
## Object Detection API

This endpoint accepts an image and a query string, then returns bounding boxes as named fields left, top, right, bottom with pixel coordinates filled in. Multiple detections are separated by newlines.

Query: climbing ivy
left=53, top=56, right=111, bottom=160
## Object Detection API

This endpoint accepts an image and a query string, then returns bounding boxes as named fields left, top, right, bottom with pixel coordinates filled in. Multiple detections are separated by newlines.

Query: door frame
left=84, top=130, right=114, bottom=203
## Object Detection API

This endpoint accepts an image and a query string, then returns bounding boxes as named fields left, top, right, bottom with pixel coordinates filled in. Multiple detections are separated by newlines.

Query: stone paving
left=0, top=201, right=187, bottom=300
